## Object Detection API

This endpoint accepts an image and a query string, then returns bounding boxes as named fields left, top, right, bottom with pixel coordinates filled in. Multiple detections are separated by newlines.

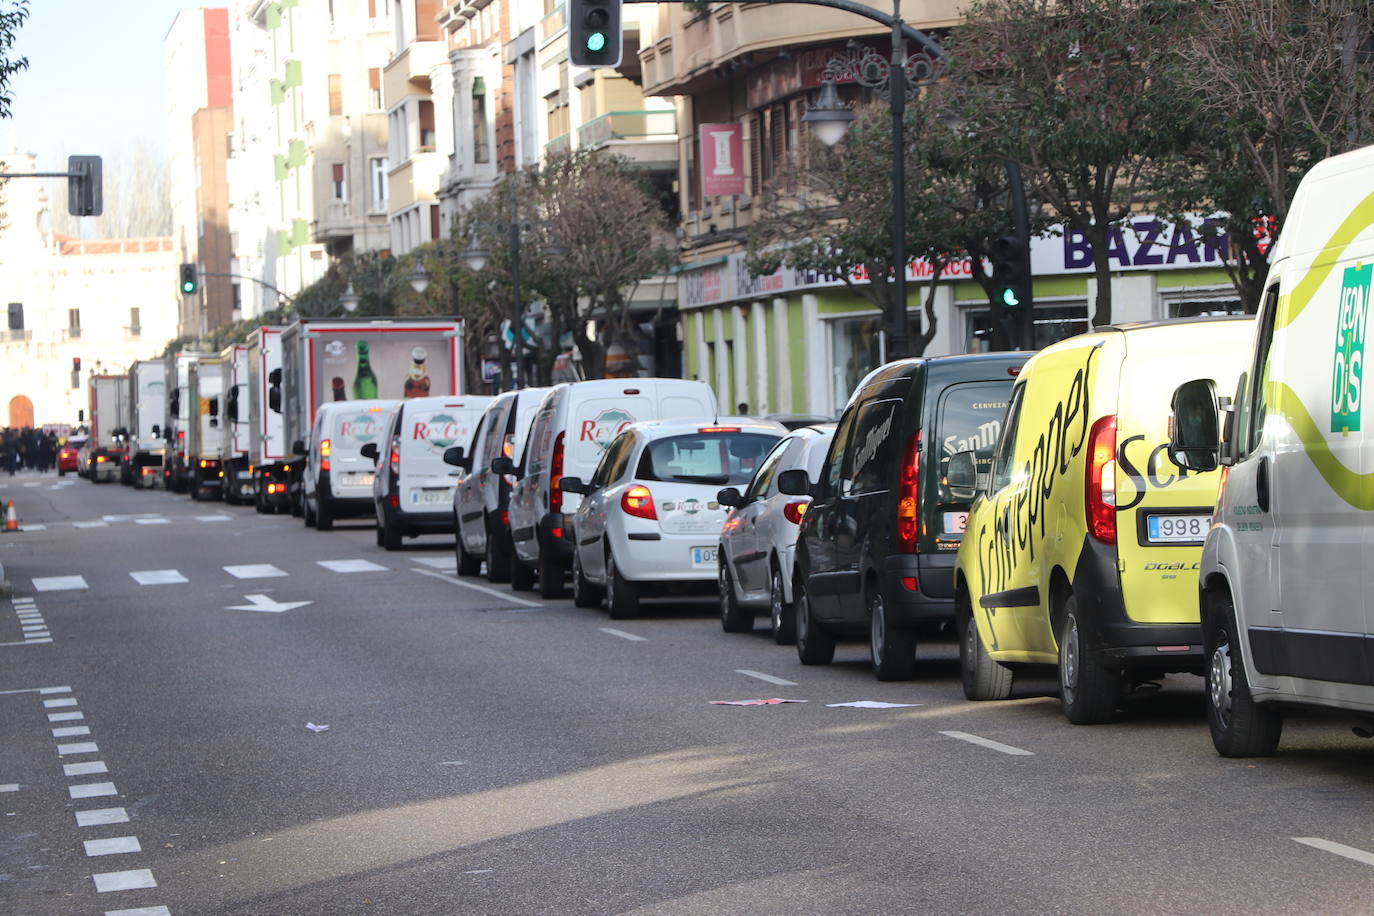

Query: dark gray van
left=779, top=353, right=1029, bottom=680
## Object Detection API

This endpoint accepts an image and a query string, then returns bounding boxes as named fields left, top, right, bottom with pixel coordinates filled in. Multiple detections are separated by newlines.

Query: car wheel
left=375, top=521, right=385, bottom=547
left=795, top=575, right=835, bottom=665
left=303, top=497, right=317, bottom=528
left=769, top=562, right=797, bottom=645
left=315, top=498, right=334, bottom=532
left=1205, top=589, right=1283, bottom=757
left=382, top=518, right=402, bottom=551
left=539, top=555, right=567, bottom=599
left=572, top=548, right=601, bottom=608
left=869, top=589, right=916, bottom=681
left=605, top=548, right=640, bottom=620
left=957, top=589, right=1013, bottom=700
left=456, top=535, right=483, bottom=577
left=1058, top=594, right=1119, bottom=724
left=719, top=560, right=752, bottom=633
left=510, top=556, right=536, bottom=591
left=485, top=531, right=511, bottom=584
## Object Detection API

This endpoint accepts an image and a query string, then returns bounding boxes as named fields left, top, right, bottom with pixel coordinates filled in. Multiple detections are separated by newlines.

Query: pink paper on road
left=709, top=698, right=808, bottom=706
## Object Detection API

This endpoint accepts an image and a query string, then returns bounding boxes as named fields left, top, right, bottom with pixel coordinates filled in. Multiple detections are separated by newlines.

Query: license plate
left=237, top=470, right=253, bottom=479
left=347, top=472, right=375, bottom=487
left=692, top=546, right=717, bottom=567
left=1146, top=513, right=1210, bottom=543
left=414, top=489, right=451, bottom=505
left=943, top=511, right=968, bottom=534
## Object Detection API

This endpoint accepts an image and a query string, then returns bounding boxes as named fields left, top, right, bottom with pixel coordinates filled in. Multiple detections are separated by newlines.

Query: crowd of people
left=1, top=427, right=61, bottom=474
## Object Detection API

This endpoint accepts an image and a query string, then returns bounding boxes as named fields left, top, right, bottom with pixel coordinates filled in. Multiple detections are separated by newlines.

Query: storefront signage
left=699, top=124, right=745, bottom=197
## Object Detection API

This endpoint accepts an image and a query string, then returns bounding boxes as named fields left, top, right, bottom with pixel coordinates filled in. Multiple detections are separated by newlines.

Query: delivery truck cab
left=1168, top=143, right=1374, bottom=756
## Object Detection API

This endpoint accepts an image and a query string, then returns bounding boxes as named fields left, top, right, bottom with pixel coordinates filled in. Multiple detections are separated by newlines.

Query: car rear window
left=937, top=382, right=1011, bottom=466
left=637, top=432, right=780, bottom=486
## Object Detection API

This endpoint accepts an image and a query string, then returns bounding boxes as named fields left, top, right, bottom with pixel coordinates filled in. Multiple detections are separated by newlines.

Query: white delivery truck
left=246, top=326, right=290, bottom=513
left=163, top=350, right=210, bottom=493
left=279, top=317, right=466, bottom=516
left=87, top=374, right=131, bottom=483
left=125, top=360, right=167, bottom=488
left=185, top=356, right=227, bottom=501
left=219, top=343, right=255, bottom=504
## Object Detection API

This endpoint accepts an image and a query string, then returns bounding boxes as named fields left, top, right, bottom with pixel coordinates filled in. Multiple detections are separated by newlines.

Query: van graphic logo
left=1331, top=263, right=1371, bottom=435
left=579, top=408, right=635, bottom=452
left=325, top=340, right=347, bottom=357
left=339, top=413, right=381, bottom=443
left=413, top=413, right=465, bottom=453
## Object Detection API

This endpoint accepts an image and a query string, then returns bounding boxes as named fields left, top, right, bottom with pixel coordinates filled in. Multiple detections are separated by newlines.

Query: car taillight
left=320, top=438, right=331, bottom=472
left=783, top=500, right=808, bottom=525
left=1086, top=415, right=1117, bottom=545
left=549, top=431, right=566, bottom=514
left=200, top=459, right=208, bottom=468
left=390, top=494, right=399, bottom=508
left=96, top=455, right=106, bottom=463
left=698, top=426, right=740, bottom=433
left=896, top=432, right=921, bottom=553
left=621, top=484, right=657, bottom=520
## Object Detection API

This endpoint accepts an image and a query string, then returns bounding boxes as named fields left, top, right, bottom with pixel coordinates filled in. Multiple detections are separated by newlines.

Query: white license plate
left=414, top=489, right=451, bottom=505
left=691, top=546, right=718, bottom=567
left=237, top=470, right=254, bottom=480
left=346, top=472, right=375, bottom=487
left=1147, top=513, right=1210, bottom=542
left=943, top=511, right=968, bottom=534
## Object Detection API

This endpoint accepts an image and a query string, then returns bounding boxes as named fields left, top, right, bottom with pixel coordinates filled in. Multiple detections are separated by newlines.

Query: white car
left=299, top=399, right=398, bottom=531
left=561, top=418, right=786, bottom=619
left=717, top=424, right=836, bottom=643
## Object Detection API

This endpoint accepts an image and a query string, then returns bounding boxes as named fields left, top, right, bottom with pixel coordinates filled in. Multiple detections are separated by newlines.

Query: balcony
left=577, top=110, right=678, bottom=170
left=547, top=132, right=572, bottom=157
left=540, top=3, right=566, bottom=42
left=0, top=329, right=30, bottom=343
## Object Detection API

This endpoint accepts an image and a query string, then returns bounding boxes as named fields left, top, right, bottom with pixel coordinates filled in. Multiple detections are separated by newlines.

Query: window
left=638, top=432, right=780, bottom=487
left=429, top=205, right=440, bottom=242
left=966, top=304, right=1089, bottom=352
left=68, top=308, right=80, bottom=330
left=1245, top=285, right=1281, bottom=455
left=418, top=100, right=436, bottom=150
left=846, top=399, right=899, bottom=496
left=591, top=432, right=634, bottom=487
left=129, top=307, right=141, bottom=336
left=332, top=163, right=346, bottom=201
left=823, top=407, right=858, bottom=498
left=371, top=156, right=388, bottom=208
left=990, top=385, right=1026, bottom=492
left=472, top=78, right=489, bottom=164
left=831, top=316, right=882, bottom=407
left=369, top=68, right=382, bottom=109
left=744, top=438, right=793, bottom=502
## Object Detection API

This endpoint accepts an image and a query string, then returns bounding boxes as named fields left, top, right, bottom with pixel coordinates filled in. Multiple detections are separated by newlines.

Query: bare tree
left=49, top=142, right=172, bottom=238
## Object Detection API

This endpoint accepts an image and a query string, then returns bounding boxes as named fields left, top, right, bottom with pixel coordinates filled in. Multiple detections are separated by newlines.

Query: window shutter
left=328, top=74, right=342, bottom=116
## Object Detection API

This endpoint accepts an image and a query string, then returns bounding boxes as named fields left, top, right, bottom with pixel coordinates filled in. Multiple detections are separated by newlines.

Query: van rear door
left=400, top=400, right=482, bottom=511
left=567, top=389, right=654, bottom=482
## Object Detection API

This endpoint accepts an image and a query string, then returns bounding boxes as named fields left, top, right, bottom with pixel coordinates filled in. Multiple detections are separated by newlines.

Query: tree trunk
left=1084, top=224, right=1114, bottom=327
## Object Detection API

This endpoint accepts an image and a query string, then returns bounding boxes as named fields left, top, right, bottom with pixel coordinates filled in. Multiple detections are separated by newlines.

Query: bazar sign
left=679, top=216, right=1272, bottom=309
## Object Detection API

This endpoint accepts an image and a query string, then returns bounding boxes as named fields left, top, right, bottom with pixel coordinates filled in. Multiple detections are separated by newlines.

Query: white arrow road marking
left=227, top=594, right=313, bottom=613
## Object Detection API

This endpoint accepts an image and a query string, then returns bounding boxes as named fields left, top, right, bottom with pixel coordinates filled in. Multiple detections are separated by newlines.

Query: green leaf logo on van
left=1330, top=263, right=1371, bottom=435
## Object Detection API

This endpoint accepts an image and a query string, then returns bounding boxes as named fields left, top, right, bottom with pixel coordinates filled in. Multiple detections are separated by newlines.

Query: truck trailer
left=220, top=343, right=256, bottom=504
left=163, top=350, right=210, bottom=493
left=185, top=356, right=227, bottom=500
left=245, top=326, right=290, bottom=513
left=125, top=360, right=167, bottom=488
left=87, top=374, right=131, bottom=483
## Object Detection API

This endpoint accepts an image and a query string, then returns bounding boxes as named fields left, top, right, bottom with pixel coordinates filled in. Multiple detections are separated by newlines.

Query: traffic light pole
left=0, top=156, right=103, bottom=216
left=1004, top=160, right=1034, bottom=349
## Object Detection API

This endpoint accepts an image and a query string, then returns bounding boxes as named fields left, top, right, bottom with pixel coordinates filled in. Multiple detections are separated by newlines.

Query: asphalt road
left=2, top=468, right=1374, bottom=915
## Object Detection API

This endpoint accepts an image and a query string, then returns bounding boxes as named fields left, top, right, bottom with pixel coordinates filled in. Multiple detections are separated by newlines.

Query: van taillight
left=621, top=485, right=657, bottom=520
left=1086, top=415, right=1117, bottom=545
left=389, top=435, right=401, bottom=474
left=549, top=431, right=566, bottom=514
left=320, top=438, right=331, bottom=472
left=896, top=432, right=921, bottom=553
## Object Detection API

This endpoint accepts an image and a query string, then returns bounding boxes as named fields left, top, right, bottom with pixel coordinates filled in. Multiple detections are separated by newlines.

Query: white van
left=298, top=399, right=397, bottom=531
left=448, top=387, right=551, bottom=583
left=1168, top=143, right=1374, bottom=756
left=365, top=395, right=491, bottom=550
left=508, top=378, right=719, bottom=598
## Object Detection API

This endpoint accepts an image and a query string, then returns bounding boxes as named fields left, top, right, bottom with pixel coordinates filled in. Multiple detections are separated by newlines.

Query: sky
left=6, top=1, right=213, bottom=169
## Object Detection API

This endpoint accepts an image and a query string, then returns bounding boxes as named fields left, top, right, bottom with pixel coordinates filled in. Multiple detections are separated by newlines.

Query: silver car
left=717, top=424, right=836, bottom=643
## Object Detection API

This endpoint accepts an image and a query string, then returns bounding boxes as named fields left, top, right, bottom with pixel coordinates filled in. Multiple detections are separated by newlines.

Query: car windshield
left=639, top=432, right=780, bottom=486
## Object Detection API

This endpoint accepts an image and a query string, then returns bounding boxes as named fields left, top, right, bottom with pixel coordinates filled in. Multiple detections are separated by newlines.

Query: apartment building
left=385, top=0, right=449, bottom=255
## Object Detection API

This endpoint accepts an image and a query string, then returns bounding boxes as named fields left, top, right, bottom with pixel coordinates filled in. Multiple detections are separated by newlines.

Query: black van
left=778, top=353, right=1029, bottom=680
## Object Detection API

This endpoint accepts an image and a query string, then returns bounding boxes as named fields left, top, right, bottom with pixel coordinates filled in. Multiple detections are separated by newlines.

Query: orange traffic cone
left=3, top=500, right=18, bottom=532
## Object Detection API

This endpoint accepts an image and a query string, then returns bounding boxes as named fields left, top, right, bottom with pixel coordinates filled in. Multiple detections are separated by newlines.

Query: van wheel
left=315, top=499, right=334, bottom=532
left=1205, top=590, right=1283, bottom=757
left=539, top=556, right=567, bottom=599
left=303, top=498, right=317, bottom=528
left=1058, top=595, right=1119, bottom=724
left=719, top=561, right=752, bottom=633
left=870, top=590, right=916, bottom=681
left=291, top=491, right=303, bottom=517
left=958, top=590, right=1013, bottom=700
left=381, top=519, right=402, bottom=551
left=572, top=549, right=601, bottom=608
left=456, top=536, right=482, bottom=577
left=485, top=532, right=511, bottom=584
left=510, top=557, right=535, bottom=591
left=795, top=575, right=835, bottom=665
left=605, top=549, right=640, bottom=620
left=770, top=562, right=796, bottom=646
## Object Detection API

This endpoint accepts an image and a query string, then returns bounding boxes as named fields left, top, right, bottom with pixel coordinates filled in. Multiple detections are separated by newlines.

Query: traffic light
left=569, top=0, right=622, bottom=68
left=180, top=263, right=198, bottom=295
left=989, top=233, right=1032, bottom=310
left=71, top=357, right=80, bottom=390
left=67, top=155, right=103, bottom=217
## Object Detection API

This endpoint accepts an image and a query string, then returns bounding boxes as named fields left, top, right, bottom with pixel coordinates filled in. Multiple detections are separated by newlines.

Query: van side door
left=800, top=406, right=858, bottom=618
left=457, top=412, right=490, bottom=550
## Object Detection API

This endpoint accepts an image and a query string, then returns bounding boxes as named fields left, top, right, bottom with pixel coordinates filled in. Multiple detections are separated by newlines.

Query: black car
left=779, top=352, right=1029, bottom=680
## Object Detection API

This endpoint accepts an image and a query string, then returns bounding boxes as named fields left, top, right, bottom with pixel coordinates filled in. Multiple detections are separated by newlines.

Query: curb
left=0, top=559, right=10, bottom=598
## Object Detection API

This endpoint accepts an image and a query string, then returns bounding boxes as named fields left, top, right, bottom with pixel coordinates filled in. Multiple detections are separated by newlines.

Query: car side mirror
left=559, top=476, right=589, bottom=495
left=491, top=456, right=516, bottom=476
left=292, top=439, right=307, bottom=456
left=947, top=450, right=980, bottom=500
left=442, top=446, right=465, bottom=467
left=1169, top=379, right=1220, bottom=472
left=360, top=443, right=379, bottom=462
left=776, top=468, right=811, bottom=497
left=717, top=487, right=742, bottom=507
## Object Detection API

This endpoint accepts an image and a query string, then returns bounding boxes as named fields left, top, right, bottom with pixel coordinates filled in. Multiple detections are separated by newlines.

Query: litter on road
left=305, top=722, right=330, bottom=732
left=709, top=698, right=808, bottom=706
left=825, top=701, right=923, bottom=709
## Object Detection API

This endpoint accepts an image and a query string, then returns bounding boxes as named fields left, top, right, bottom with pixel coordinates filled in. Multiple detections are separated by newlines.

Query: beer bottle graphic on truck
left=353, top=340, right=379, bottom=399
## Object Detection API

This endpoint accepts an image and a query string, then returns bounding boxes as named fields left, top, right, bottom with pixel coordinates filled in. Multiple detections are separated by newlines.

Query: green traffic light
left=182, top=282, right=195, bottom=294
left=586, top=31, right=606, bottom=52
left=1001, top=288, right=1020, bottom=307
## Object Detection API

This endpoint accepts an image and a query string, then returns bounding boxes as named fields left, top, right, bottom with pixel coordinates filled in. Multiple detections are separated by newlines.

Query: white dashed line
left=76, top=807, right=129, bottom=827
left=105, top=906, right=171, bottom=916
left=130, top=570, right=188, bottom=585
left=69, top=782, right=118, bottom=799
left=44, top=697, right=78, bottom=708
left=64, top=761, right=110, bottom=777
left=92, top=868, right=157, bottom=892
left=84, top=836, right=141, bottom=856
left=223, top=564, right=287, bottom=579
left=49, top=711, right=84, bottom=722
left=73, top=521, right=110, bottom=529
left=58, top=741, right=99, bottom=755
left=0, top=784, right=18, bottom=792
left=411, top=556, right=458, bottom=570
left=318, top=558, right=388, bottom=573
left=735, top=669, right=798, bottom=685
left=1294, top=837, right=1374, bottom=867
left=196, top=514, right=232, bottom=522
left=598, top=627, right=647, bottom=642
left=32, top=575, right=88, bottom=592
left=53, top=726, right=92, bottom=737
left=21, top=524, right=45, bottom=530
left=133, top=518, right=170, bottom=525
left=412, top=567, right=543, bottom=608
left=939, top=730, right=1034, bottom=756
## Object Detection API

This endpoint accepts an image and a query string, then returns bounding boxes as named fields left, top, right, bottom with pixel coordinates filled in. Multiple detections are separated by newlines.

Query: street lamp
left=338, top=282, right=361, bottom=313
left=800, top=80, right=856, bottom=148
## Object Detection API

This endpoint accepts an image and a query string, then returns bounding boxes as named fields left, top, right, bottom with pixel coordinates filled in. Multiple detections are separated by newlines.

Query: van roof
left=1099, top=315, right=1253, bottom=333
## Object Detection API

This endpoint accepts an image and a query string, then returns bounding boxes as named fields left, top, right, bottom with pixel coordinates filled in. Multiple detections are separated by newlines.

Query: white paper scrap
left=826, top=701, right=923, bottom=709
left=709, top=698, right=808, bottom=706
left=305, top=722, right=330, bottom=732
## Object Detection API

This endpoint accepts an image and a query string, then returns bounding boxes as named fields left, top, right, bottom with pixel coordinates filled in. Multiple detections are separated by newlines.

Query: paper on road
left=709, top=698, right=808, bottom=706
left=826, top=701, right=923, bottom=709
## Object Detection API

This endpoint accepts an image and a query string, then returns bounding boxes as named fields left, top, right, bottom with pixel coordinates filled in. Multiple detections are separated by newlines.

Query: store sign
left=679, top=215, right=1273, bottom=309
left=699, top=124, right=745, bottom=197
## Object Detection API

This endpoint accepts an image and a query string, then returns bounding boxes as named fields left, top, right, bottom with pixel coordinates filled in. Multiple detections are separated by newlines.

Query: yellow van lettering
left=1146, top=442, right=1179, bottom=489
left=1116, top=434, right=1147, bottom=511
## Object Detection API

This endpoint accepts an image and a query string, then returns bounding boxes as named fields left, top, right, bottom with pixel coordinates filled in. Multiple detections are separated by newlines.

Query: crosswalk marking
left=22, top=523, right=46, bottom=530
left=130, top=570, right=188, bottom=586
left=69, top=782, right=118, bottom=799
left=73, top=521, right=109, bottom=529
left=76, top=807, right=128, bottom=827
left=64, top=761, right=109, bottom=777
left=57, top=741, right=99, bottom=755
left=33, top=575, right=88, bottom=592
left=92, top=868, right=156, bottom=892
left=105, top=906, right=170, bottom=916
left=318, top=558, right=387, bottom=573
left=224, top=564, right=287, bottom=579
left=84, top=836, right=141, bottom=856
left=133, top=517, right=169, bottom=525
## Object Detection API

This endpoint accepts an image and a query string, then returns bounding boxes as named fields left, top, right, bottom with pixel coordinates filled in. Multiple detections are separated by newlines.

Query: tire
left=375, top=521, right=385, bottom=547
left=1058, top=594, right=1120, bottom=724
left=572, top=548, right=601, bottom=608
left=58, top=469, right=66, bottom=477
left=869, top=589, right=917, bottom=681
left=539, top=555, right=567, bottom=599
left=719, top=560, right=753, bottom=633
left=795, top=575, right=835, bottom=665
left=291, top=491, right=303, bottom=518
left=510, top=556, right=536, bottom=591
left=1205, top=590, right=1283, bottom=757
left=381, top=517, right=402, bottom=551
left=485, top=529, right=511, bottom=584
left=456, top=536, right=483, bottom=577
left=958, top=590, right=1013, bottom=701
left=315, top=498, right=334, bottom=531
left=770, top=562, right=797, bottom=645
left=303, top=496, right=317, bottom=528
left=605, top=549, right=640, bottom=620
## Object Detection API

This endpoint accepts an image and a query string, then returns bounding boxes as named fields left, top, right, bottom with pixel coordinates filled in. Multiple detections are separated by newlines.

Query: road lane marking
left=57, top=741, right=98, bottom=755
left=1294, top=837, right=1374, bottom=867
left=53, top=726, right=91, bottom=737
left=196, top=514, right=232, bottom=521
left=0, top=784, right=18, bottom=792
left=44, top=697, right=78, bottom=708
left=318, top=558, right=388, bottom=573
left=105, top=907, right=171, bottom=916
left=92, top=869, right=157, bottom=892
left=33, top=575, right=88, bottom=592
left=64, top=761, right=109, bottom=777
left=74, top=521, right=109, bottom=529
left=21, top=523, right=45, bottom=530
left=133, top=518, right=170, bottom=525
left=598, top=627, right=647, bottom=642
left=735, top=669, right=798, bottom=686
left=76, top=808, right=129, bottom=827
left=939, top=730, right=1034, bottom=756
left=84, top=836, right=141, bottom=856
left=49, top=712, right=84, bottom=722
left=69, top=782, right=118, bottom=799
left=224, top=564, right=287, bottom=579
left=412, top=556, right=458, bottom=570
left=412, top=568, right=543, bottom=608
left=130, top=570, right=187, bottom=585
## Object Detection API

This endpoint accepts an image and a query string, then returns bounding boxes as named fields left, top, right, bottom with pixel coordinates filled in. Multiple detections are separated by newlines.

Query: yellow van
left=947, top=317, right=1253, bottom=723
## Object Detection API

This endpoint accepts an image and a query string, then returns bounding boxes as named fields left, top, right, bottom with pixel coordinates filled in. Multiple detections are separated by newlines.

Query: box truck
left=219, top=343, right=256, bottom=504
left=125, top=360, right=167, bottom=488
left=245, top=326, right=290, bottom=512
left=163, top=350, right=210, bottom=493
left=185, top=355, right=227, bottom=500
left=87, top=374, right=130, bottom=483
